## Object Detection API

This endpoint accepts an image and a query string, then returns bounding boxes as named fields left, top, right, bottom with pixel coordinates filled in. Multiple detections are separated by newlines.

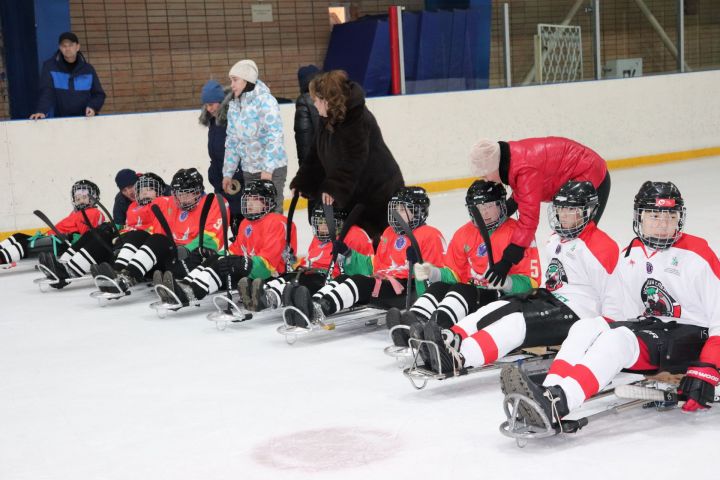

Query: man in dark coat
left=113, top=168, right=138, bottom=227
left=199, top=80, right=244, bottom=232
left=30, top=32, right=105, bottom=119
left=290, top=74, right=404, bottom=241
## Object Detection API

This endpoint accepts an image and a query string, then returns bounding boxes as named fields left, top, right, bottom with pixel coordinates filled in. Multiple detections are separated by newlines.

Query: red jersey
left=374, top=224, right=446, bottom=279
left=149, top=195, right=224, bottom=250
left=229, top=213, right=297, bottom=276
left=55, top=207, right=106, bottom=235
left=445, top=219, right=542, bottom=285
left=300, top=226, right=374, bottom=276
left=120, top=202, right=155, bottom=234
left=507, top=137, right=608, bottom=247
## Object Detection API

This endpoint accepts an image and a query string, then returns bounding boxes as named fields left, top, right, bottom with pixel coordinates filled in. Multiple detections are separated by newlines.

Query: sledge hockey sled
left=89, top=275, right=154, bottom=306
left=402, top=338, right=557, bottom=390
left=206, top=294, right=285, bottom=331
left=499, top=373, right=719, bottom=448
left=148, top=283, right=206, bottom=318
left=277, top=305, right=388, bottom=345
left=33, top=263, right=91, bottom=292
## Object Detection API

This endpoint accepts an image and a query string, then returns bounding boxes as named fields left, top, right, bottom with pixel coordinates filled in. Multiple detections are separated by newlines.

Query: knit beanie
left=115, top=169, right=137, bottom=189
left=201, top=80, right=225, bottom=104
left=229, top=59, right=259, bottom=84
left=469, top=140, right=501, bottom=177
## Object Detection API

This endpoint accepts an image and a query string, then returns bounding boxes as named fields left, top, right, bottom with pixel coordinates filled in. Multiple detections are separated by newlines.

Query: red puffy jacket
left=507, top=137, right=607, bottom=248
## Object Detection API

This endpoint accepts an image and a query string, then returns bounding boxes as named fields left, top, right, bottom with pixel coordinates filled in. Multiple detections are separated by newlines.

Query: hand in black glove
left=216, top=255, right=250, bottom=278
left=678, top=362, right=720, bottom=412
left=484, top=243, right=524, bottom=287
left=405, top=246, right=419, bottom=264
left=332, top=240, right=350, bottom=257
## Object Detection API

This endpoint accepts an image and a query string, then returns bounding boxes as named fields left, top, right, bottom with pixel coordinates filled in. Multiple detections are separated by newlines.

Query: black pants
left=411, top=282, right=500, bottom=328
left=319, top=274, right=409, bottom=315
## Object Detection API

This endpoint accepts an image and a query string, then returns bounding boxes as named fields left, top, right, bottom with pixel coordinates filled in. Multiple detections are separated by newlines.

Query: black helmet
left=310, top=203, right=348, bottom=242
left=388, top=186, right=430, bottom=235
left=135, top=172, right=165, bottom=206
left=548, top=181, right=599, bottom=239
left=71, top=179, right=99, bottom=210
left=171, top=168, right=204, bottom=211
left=241, top=180, right=277, bottom=220
left=465, top=179, right=507, bottom=231
left=633, top=181, right=685, bottom=250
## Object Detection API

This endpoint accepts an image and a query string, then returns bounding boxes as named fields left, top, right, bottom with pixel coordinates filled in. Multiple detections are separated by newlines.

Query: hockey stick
left=196, top=192, right=216, bottom=256
left=89, top=194, right=119, bottom=236
left=325, top=203, right=364, bottom=284
left=33, top=210, right=72, bottom=247
left=215, top=193, right=234, bottom=313
left=390, top=209, right=427, bottom=309
left=468, top=206, right=494, bottom=267
left=284, top=192, right=300, bottom=273
left=615, top=383, right=720, bottom=404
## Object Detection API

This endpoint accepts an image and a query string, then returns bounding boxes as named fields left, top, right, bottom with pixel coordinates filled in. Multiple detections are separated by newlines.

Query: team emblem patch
left=641, top=278, right=681, bottom=318
left=179, top=210, right=189, bottom=222
left=244, top=225, right=253, bottom=238
left=545, top=258, right=568, bottom=292
left=394, top=236, right=407, bottom=250
left=476, top=243, right=488, bottom=257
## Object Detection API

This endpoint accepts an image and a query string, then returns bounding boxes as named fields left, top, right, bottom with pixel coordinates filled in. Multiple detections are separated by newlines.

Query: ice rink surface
left=1, top=157, right=719, bottom=480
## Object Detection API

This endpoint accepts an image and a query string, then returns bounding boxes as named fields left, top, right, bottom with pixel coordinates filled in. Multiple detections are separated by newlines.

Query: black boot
left=409, top=320, right=432, bottom=367
left=499, top=364, right=570, bottom=429
left=386, top=308, right=410, bottom=347
left=424, top=319, right=465, bottom=376
left=289, top=285, right=314, bottom=329
left=251, top=278, right=268, bottom=311
left=39, top=252, right=70, bottom=289
left=163, top=271, right=195, bottom=307
left=282, top=283, right=298, bottom=326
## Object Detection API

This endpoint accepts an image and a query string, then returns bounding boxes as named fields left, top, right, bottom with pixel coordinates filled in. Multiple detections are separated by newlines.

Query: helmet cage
left=71, top=182, right=99, bottom=211
left=548, top=201, right=598, bottom=239
left=172, top=185, right=202, bottom=211
left=241, top=194, right=273, bottom=220
left=633, top=206, right=686, bottom=250
left=135, top=176, right=163, bottom=206
left=388, top=200, right=427, bottom=235
left=466, top=199, right=507, bottom=231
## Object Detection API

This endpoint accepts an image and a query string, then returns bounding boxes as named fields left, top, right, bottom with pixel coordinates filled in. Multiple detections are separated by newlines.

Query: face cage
left=633, top=207, right=686, bottom=250
left=388, top=201, right=426, bottom=235
left=172, top=186, right=202, bottom=211
left=548, top=203, right=596, bottom=239
left=311, top=214, right=345, bottom=242
left=135, top=178, right=162, bottom=206
left=467, top=200, right=507, bottom=231
left=71, top=187, right=97, bottom=210
left=241, top=195, right=272, bottom=220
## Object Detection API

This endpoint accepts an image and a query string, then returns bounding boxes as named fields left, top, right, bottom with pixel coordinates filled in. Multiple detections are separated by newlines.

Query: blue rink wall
left=0, top=70, right=718, bottom=235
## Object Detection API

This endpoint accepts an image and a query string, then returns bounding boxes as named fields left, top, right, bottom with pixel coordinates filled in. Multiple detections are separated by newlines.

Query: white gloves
left=481, top=272, right=513, bottom=292
left=413, top=263, right=441, bottom=283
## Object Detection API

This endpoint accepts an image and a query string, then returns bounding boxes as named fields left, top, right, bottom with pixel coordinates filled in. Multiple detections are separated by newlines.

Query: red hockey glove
left=678, top=362, right=719, bottom=412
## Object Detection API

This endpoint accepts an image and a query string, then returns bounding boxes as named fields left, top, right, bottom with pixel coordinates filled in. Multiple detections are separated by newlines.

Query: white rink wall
left=0, top=70, right=718, bottom=232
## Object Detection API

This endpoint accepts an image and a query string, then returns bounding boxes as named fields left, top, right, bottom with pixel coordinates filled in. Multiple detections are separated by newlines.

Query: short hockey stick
left=284, top=192, right=300, bottom=273
left=390, top=209, right=427, bottom=308
left=33, top=210, right=72, bottom=247
left=325, top=204, right=364, bottom=284
left=468, top=206, right=494, bottom=267
left=89, top=194, right=119, bottom=236
left=215, top=193, right=234, bottom=312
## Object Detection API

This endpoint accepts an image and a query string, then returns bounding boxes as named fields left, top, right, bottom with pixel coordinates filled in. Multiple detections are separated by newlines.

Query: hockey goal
left=534, top=23, right=583, bottom=84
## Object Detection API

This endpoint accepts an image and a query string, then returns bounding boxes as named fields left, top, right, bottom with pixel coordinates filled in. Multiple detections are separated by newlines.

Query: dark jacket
left=36, top=51, right=106, bottom=117
left=113, top=191, right=133, bottom=227
left=199, top=89, right=244, bottom=215
left=294, top=92, right=320, bottom=166
left=290, top=81, right=404, bottom=239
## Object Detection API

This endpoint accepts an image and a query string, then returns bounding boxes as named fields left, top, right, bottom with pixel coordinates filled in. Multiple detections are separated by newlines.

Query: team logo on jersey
left=394, top=236, right=407, bottom=250
left=545, top=258, right=568, bottom=292
left=646, top=262, right=653, bottom=274
left=641, top=278, right=681, bottom=318
left=244, top=225, right=253, bottom=238
left=476, top=243, right=488, bottom=257
left=179, top=210, right=189, bottom=222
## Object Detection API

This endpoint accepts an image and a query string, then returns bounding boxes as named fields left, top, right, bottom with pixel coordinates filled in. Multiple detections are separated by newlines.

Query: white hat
left=469, top=139, right=501, bottom=177
left=229, top=59, right=258, bottom=84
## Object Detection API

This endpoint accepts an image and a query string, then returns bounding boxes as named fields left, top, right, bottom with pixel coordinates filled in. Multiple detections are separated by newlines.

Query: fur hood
left=198, top=87, right=233, bottom=127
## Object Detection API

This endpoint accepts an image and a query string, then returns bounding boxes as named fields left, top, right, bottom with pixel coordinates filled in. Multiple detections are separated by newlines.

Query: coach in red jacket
left=470, top=136, right=610, bottom=287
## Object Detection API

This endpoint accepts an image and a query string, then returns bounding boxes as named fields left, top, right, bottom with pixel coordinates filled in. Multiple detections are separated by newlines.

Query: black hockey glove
left=484, top=243, right=524, bottom=287
left=405, top=246, right=419, bottom=264
left=678, top=362, right=719, bottom=412
left=332, top=240, right=350, bottom=258
left=216, top=255, right=250, bottom=278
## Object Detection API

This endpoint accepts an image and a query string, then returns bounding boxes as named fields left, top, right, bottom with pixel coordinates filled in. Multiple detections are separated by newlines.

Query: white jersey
left=602, top=234, right=720, bottom=339
left=544, top=222, right=619, bottom=318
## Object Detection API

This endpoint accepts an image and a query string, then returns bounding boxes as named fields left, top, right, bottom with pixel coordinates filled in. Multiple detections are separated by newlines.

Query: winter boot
left=39, top=252, right=70, bottom=289
left=237, top=277, right=253, bottom=310
left=424, top=318, right=465, bottom=376
left=499, top=364, right=570, bottom=430
left=251, top=278, right=269, bottom=311
left=385, top=308, right=410, bottom=347
left=288, top=285, right=314, bottom=329
left=162, top=271, right=195, bottom=307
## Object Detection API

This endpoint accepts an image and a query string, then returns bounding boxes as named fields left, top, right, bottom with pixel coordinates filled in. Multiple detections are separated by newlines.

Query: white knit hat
left=469, top=139, right=501, bottom=177
left=229, top=59, right=259, bottom=83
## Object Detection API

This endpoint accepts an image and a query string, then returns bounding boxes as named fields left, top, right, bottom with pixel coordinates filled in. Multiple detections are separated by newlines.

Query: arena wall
left=1, top=69, right=718, bottom=235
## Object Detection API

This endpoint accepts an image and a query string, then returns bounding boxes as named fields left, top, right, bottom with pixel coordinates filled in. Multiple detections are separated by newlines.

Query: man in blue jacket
left=30, top=32, right=106, bottom=119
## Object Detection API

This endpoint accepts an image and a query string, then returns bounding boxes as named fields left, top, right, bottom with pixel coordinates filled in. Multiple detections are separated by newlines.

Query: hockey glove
left=484, top=243, right=524, bottom=287
left=331, top=240, right=351, bottom=258
left=414, top=263, right=441, bottom=283
left=678, top=362, right=719, bottom=412
left=216, top=255, right=250, bottom=278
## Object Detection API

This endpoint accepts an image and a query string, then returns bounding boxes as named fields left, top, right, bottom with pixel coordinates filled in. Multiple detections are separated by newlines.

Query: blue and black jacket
left=36, top=51, right=106, bottom=117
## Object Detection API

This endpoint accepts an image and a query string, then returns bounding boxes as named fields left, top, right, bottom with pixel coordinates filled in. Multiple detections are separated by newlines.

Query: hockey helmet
left=241, top=179, right=277, bottom=220
left=388, top=186, right=430, bottom=235
left=548, top=181, right=599, bottom=239
left=633, top=181, right=685, bottom=250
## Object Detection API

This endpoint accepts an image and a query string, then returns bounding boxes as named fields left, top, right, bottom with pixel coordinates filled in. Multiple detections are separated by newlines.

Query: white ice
left=1, top=157, right=719, bottom=480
